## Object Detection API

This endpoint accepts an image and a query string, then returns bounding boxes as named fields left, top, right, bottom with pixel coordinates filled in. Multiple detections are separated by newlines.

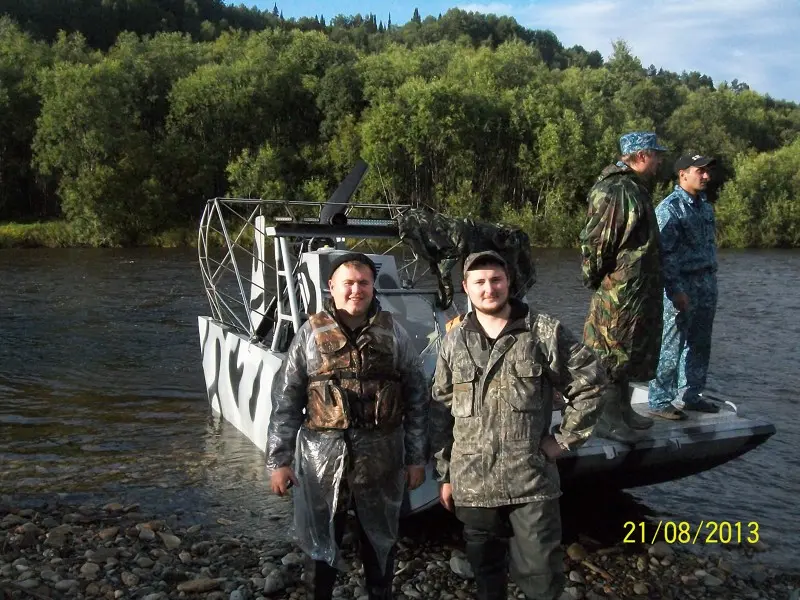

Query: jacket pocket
left=503, top=439, right=559, bottom=499
left=451, top=364, right=477, bottom=418
left=450, top=442, right=482, bottom=503
left=504, top=361, right=543, bottom=412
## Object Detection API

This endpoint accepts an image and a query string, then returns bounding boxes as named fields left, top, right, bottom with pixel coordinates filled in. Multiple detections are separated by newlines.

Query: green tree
left=716, top=139, right=800, bottom=247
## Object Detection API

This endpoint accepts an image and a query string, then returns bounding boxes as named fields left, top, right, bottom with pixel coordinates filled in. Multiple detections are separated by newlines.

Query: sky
left=243, top=0, right=800, bottom=102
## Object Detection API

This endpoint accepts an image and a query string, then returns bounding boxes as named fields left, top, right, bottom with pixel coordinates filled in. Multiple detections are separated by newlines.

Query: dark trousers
left=305, top=509, right=395, bottom=600
left=455, top=498, right=564, bottom=600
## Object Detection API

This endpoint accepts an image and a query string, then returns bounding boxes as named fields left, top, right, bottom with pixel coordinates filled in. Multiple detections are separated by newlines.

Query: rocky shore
left=2, top=501, right=798, bottom=600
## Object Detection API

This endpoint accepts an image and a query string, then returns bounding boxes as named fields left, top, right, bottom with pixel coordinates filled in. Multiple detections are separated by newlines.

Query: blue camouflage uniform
left=648, top=185, right=718, bottom=410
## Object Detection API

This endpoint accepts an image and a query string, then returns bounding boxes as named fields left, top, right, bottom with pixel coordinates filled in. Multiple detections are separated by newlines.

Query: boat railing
left=198, top=197, right=435, bottom=346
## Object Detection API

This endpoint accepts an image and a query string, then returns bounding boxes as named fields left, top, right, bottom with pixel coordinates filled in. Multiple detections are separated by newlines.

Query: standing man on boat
left=648, top=154, right=720, bottom=419
left=580, top=131, right=667, bottom=443
left=430, top=250, right=606, bottom=600
left=266, top=252, right=429, bottom=600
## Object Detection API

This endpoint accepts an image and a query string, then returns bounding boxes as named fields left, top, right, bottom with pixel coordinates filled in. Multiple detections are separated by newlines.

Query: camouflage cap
left=619, top=132, right=667, bottom=155
left=463, top=250, right=508, bottom=277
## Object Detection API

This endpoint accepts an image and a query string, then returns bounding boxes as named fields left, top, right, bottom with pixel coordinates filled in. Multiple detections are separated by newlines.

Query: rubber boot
left=624, top=404, right=655, bottom=429
left=366, top=585, right=392, bottom=600
left=303, top=557, right=338, bottom=600
left=465, top=537, right=509, bottom=600
left=619, top=382, right=654, bottom=430
left=593, top=387, right=644, bottom=444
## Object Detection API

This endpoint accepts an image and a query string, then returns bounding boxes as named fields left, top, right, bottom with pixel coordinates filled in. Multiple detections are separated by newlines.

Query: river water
left=1, top=248, right=797, bottom=568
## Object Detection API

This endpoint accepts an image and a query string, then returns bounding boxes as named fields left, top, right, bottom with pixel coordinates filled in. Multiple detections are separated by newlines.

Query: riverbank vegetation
left=0, top=1, right=798, bottom=248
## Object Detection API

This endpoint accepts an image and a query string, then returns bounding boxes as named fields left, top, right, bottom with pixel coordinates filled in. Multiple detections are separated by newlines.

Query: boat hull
left=199, top=317, right=776, bottom=514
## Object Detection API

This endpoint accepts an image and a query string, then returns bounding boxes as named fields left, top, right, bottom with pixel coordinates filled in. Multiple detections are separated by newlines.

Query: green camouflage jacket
left=580, top=162, right=663, bottom=382
left=430, top=303, right=606, bottom=507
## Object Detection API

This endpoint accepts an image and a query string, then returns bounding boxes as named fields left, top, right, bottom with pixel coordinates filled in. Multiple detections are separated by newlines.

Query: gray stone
left=635, top=556, right=647, bottom=572
left=449, top=556, right=473, bottom=579
left=139, top=528, right=156, bottom=542
left=55, top=579, right=79, bottom=591
left=40, top=569, right=58, bottom=582
left=122, top=571, right=140, bottom=586
left=633, top=582, right=648, bottom=595
left=263, top=571, right=286, bottom=595
left=17, top=578, right=41, bottom=590
left=98, top=527, right=119, bottom=541
left=281, top=552, right=304, bottom=566
left=158, top=532, right=181, bottom=550
left=177, top=577, right=221, bottom=593
left=80, top=561, right=101, bottom=578
left=568, top=570, right=585, bottom=584
left=648, top=541, right=674, bottom=559
left=1, top=514, right=26, bottom=528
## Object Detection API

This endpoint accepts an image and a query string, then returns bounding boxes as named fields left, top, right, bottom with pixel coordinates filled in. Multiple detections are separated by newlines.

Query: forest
left=0, top=0, right=799, bottom=247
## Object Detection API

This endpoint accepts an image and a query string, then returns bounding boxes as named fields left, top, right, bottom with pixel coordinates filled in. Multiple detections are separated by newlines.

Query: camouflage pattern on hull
left=397, top=209, right=535, bottom=309
left=580, top=163, right=663, bottom=382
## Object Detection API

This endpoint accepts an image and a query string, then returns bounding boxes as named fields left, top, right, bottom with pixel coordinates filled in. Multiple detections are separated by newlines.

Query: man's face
left=680, top=166, right=712, bottom=195
left=641, top=151, right=664, bottom=177
left=329, top=263, right=374, bottom=317
left=462, top=265, right=509, bottom=316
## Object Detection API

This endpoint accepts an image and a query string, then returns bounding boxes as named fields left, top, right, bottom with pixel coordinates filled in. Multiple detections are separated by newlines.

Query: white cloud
left=463, top=0, right=800, bottom=101
left=457, top=2, right=515, bottom=14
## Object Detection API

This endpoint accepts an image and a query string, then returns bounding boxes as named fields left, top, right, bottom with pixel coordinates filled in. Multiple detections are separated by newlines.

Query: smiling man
left=266, top=252, right=429, bottom=600
left=648, top=154, right=720, bottom=420
left=430, top=250, right=606, bottom=600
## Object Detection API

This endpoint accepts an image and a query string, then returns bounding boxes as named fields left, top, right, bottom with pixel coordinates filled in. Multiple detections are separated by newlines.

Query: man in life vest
left=267, top=252, right=429, bottom=600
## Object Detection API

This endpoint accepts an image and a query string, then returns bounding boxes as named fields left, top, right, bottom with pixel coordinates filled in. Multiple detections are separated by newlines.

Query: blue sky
left=242, top=0, right=800, bottom=102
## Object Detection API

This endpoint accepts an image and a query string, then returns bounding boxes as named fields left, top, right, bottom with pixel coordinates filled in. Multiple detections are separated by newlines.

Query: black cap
left=463, top=250, right=508, bottom=277
left=674, top=154, right=716, bottom=174
left=329, top=252, right=377, bottom=279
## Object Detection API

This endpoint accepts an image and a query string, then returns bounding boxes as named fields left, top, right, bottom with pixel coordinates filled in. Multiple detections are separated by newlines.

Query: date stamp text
left=623, top=521, right=760, bottom=545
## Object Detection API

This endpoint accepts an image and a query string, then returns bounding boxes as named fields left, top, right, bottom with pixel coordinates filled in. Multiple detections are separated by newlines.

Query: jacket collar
left=464, top=298, right=530, bottom=340
left=674, top=184, right=707, bottom=206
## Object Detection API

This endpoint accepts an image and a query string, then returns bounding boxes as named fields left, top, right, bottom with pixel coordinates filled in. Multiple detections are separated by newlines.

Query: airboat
left=197, top=161, right=776, bottom=514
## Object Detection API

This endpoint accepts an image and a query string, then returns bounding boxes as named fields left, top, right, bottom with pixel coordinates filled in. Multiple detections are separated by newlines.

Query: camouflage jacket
left=430, top=301, right=606, bottom=507
left=266, top=300, right=430, bottom=471
left=656, top=185, right=718, bottom=300
left=580, top=162, right=663, bottom=381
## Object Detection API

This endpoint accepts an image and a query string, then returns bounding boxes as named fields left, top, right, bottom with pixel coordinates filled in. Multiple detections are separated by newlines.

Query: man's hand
left=269, top=466, right=298, bottom=496
left=405, top=465, right=426, bottom=490
left=439, top=483, right=454, bottom=512
left=672, top=292, right=690, bottom=312
left=540, top=435, right=565, bottom=461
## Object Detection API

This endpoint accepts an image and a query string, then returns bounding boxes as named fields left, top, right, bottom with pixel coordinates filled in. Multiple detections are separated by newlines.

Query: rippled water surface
left=1, top=248, right=797, bottom=566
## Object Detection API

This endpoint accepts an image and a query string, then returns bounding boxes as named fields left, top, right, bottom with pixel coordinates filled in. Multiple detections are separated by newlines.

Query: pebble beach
left=2, top=498, right=798, bottom=600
